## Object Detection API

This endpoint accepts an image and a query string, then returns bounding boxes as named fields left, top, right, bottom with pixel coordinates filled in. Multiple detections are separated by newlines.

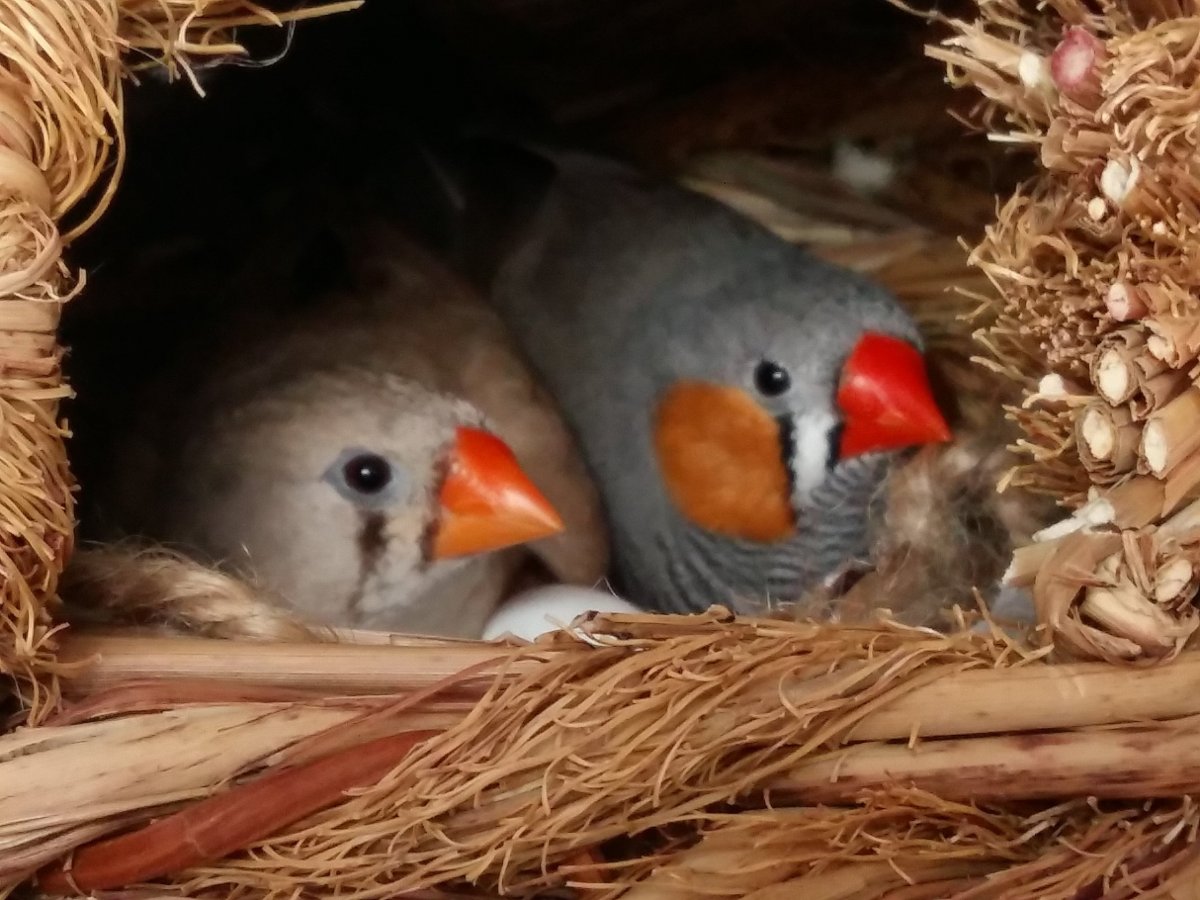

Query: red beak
left=431, top=427, right=564, bottom=560
left=836, top=332, right=951, bottom=459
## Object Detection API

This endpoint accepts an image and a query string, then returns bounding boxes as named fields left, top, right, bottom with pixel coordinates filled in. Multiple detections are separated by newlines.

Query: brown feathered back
left=343, top=226, right=610, bottom=586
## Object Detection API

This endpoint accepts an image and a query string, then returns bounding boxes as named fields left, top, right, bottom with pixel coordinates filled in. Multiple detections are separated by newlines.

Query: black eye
left=753, top=360, right=791, bottom=397
left=342, top=453, right=392, bottom=495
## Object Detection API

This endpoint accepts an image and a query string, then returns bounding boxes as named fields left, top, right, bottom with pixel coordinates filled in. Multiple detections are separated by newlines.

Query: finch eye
left=341, top=453, right=392, bottom=495
left=753, top=360, right=791, bottom=397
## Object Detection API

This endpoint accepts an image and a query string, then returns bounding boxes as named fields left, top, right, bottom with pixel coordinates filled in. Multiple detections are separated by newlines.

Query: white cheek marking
left=360, top=555, right=473, bottom=615
left=791, top=411, right=836, bottom=501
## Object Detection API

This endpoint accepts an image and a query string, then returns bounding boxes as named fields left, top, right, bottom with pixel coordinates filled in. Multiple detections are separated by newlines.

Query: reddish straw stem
left=1050, top=27, right=1106, bottom=107
left=37, top=729, right=439, bottom=893
left=1105, top=281, right=1148, bottom=322
left=44, top=678, right=331, bottom=726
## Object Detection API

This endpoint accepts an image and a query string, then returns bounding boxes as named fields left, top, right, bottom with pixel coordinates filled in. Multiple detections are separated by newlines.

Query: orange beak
left=836, top=332, right=952, bottom=459
left=430, top=426, right=565, bottom=560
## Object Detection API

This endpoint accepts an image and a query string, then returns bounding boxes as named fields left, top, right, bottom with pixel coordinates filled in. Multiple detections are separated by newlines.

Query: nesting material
left=929, top=0, right=1200, bottom=660
left=1077, top=402, right=1139, bottom=482
left=15, top=612, right=1200, bottom=898
left=16, top=613, right=1018, bottom=894
left=798, top=428, right=1052, bottom=628
left=0, top=0, right=112, bottom=724
left=0, top=702, right=367, bottom=880
left=60, top=546, right=320, bottom=643
left=1006, top=497, right=1200, bottom=661
left=117, top=1, right=364, bottom=90
left=1090, top=328, right=1183, bottom=416
left=1106, top=280, right=1148, bottom=322
left=608, top=795, right=1200, bottom=900
left=1141, top=388, right=1200, bottom=478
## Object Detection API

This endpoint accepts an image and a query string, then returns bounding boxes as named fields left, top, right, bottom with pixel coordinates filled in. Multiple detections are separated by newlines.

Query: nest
left=927, top=0, right=1200, bottom=663
left=4, top=0, right=1200, bottom=898
left=10, top=607, right=1200, bottom=898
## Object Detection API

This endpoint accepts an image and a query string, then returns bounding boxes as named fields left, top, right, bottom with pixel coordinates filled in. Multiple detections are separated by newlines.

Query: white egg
left=482, top=585, right=644, bottom=642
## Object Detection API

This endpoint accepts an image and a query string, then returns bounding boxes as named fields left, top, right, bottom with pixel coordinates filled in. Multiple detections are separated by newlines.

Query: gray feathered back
left=476, top=149, right=920, bottom=613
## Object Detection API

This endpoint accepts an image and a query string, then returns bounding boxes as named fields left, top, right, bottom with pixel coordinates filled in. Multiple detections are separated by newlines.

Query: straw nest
left=8, top=605, right=1200, bottom=898
left=5, top=0, right=1200, bottom=898
left=924, top=0, right=1200, bottom=662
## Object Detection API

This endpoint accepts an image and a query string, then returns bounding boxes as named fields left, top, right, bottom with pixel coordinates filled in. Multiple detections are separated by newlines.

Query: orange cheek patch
left=653, top=381, right=795, bottom=542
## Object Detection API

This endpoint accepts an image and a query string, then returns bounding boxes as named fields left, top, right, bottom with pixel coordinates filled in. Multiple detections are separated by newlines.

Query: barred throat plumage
left=627, top=454, right=890, bottom=615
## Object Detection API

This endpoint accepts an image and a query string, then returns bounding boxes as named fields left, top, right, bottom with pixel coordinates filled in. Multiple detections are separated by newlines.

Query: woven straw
left=8, top=610, right=1200, bottom=897
left=916, top=0, right=1200, bottom=661
left=7, top=0, right=1200, bottom=897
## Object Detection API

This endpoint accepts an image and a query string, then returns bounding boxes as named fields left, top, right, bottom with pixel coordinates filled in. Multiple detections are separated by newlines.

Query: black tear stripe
left=418, top=452, right=454, bottom=569
left=346, top=510, right=388, bottom=622
left=826, top=422, right=844, bottom=471
left=776, top=414, right=798, bottom=527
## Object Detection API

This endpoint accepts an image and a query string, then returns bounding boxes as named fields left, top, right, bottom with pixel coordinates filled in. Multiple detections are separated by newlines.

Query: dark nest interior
left=59, top=0, right=1046, bottom=634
